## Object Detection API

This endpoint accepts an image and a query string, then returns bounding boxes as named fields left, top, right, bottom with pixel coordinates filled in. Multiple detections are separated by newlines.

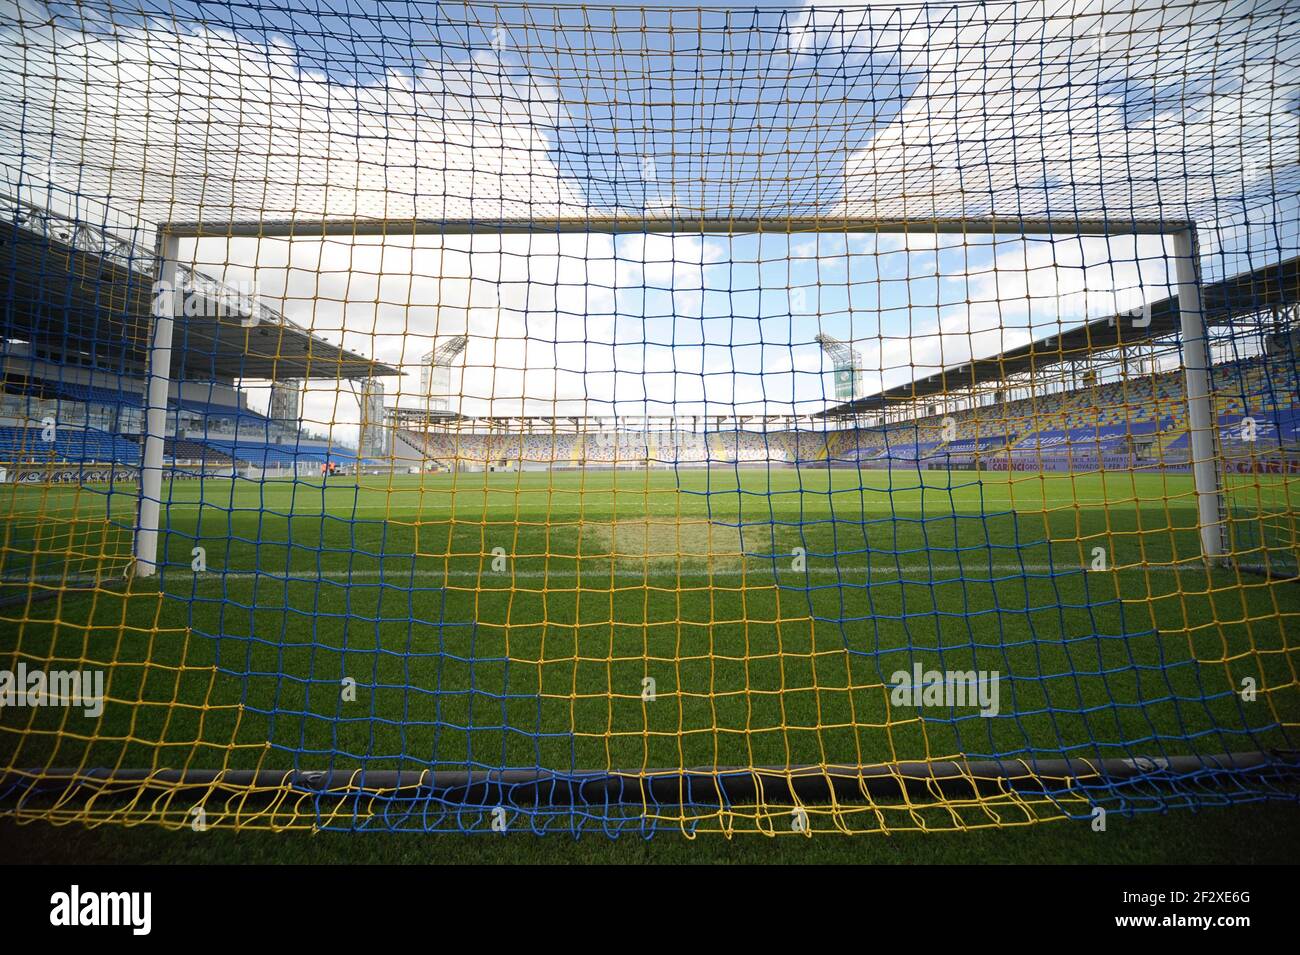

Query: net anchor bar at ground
left=6, top=752, right=1297, bottom=806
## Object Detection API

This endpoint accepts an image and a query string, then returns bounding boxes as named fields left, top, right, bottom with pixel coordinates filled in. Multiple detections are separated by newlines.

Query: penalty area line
left=6, top=562, right=1207, bottom=585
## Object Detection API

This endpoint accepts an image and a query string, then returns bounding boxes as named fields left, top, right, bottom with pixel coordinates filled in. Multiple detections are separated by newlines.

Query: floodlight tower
left=816, top=333, right=864, bottom=403
left=357, top=378, right=388, bottom=459
left=421, top=333, right=469, bottom=414
left=268, top=379, right=303, bottom=430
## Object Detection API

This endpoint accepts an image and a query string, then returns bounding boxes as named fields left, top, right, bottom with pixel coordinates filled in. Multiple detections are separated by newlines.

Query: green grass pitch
left=1, top=466, right=1297, bottom=841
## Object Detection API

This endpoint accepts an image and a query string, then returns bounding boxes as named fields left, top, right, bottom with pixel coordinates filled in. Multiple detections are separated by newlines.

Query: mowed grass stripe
left=1, top=468, right=1295, bottom=787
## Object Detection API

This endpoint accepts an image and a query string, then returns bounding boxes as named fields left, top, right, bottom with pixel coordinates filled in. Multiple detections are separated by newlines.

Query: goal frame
left=134, top=215, right=1223, bottom=577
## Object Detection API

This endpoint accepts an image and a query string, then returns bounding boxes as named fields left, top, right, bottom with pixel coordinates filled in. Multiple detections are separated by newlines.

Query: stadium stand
left=390, top=342, right=1296, bottom=475
left=0, top=197, right=397, bottom=481
left=0, top=424, right=140, bottom=465
left=163, top=437, right=234, bottom=466
left=803, top=346, right=1299, bottom=470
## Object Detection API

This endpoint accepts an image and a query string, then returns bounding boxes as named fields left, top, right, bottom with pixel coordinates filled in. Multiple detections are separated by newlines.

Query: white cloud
left=831, top=0, right=1300, bottom=224
left=0, top=15, right=587, bottom=225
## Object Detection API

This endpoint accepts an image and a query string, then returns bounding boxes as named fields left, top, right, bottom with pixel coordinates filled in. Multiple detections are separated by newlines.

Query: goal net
left=0, top=0, right=1297, bottom=836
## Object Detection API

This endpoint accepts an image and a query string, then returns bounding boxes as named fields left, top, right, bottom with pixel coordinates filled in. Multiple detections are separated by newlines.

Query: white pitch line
left=102, top=503, right=1097, bottom=515
left=21, top=504, right=1091, bottom=517
left=5, top=562, right=1207, bottom=585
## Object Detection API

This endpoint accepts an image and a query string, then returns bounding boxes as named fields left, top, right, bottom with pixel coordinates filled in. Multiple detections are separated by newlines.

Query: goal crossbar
left=160, top=216, right=1194, bottom=239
